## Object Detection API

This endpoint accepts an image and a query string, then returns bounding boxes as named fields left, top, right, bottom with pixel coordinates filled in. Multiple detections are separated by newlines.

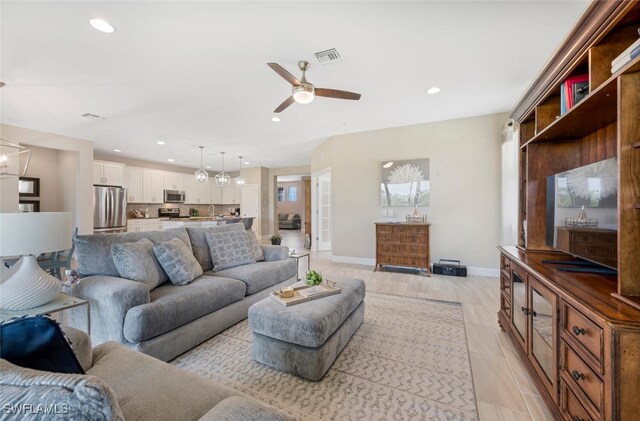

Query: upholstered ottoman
left=248, top=277, right=365, bottom=381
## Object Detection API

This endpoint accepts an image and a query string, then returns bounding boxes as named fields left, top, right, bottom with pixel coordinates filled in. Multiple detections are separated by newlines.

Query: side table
left=288, top=251, right=311, bottom=280
left=0, top=292, right=90, bottom=335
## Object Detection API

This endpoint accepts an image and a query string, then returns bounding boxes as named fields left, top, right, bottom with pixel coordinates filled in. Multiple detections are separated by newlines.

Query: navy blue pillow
left=0, top=315, right=84, bottom=374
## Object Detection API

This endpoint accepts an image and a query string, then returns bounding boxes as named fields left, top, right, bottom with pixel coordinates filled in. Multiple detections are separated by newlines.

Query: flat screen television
left=546, top=157, right=618, bottom=269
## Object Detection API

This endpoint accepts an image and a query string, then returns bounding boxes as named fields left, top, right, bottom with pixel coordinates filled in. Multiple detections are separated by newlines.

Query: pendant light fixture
left=194, top=146, right=209, bottom=184
left=235, top=156, right=246, bottom=189
left=215, top=152, right=230, bottom=187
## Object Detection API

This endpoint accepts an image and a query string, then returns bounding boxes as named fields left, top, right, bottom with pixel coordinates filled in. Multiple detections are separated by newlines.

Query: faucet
left=208, top=204, right=215, bottom=218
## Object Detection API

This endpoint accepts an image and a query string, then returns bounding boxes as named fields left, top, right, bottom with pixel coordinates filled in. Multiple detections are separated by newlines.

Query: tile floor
left=277, top=230, right=555, bottom=421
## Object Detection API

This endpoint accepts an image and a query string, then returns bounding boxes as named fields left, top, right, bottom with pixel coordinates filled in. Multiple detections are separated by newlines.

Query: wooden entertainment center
left=499, top=1, right=640, bottom=420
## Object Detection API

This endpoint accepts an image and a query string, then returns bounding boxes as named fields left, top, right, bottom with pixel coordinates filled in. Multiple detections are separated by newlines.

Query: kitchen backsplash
left=127, top=203, right=240, bottom=219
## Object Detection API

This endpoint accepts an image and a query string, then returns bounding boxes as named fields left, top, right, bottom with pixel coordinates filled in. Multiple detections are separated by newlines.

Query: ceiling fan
left=267, top=61, right=361, bottom=113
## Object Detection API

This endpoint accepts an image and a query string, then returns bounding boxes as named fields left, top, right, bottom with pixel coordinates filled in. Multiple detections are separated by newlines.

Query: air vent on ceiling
left=81, top=113, right=106, bottom=120
left=315, top=48, right=342, bottom=65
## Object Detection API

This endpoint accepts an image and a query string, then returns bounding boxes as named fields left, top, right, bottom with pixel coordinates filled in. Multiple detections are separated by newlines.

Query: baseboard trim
left=330, top=255, right=499, bottom=277
left=331, top=255, right=375, bottom=266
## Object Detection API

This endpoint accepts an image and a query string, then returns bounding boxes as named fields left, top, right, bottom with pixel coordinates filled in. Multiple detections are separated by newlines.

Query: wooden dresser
left=374, top=222, right=430, bottom=275
left=498, top=246, right=640, bottom=421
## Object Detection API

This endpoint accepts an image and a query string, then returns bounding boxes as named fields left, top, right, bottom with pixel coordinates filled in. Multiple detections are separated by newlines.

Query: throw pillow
left=186, top=223, right=246, bottom=272
left=111, top=238, right=168, bottom=290
left=0, top=359, right=125, bottom=421
left=244, top=230, right=264, bottom=262
left=287, top=214, right=295, bottom=221
left=153, top=238, right=203, bottom=286
left=205, top=230, right=256, bottom=271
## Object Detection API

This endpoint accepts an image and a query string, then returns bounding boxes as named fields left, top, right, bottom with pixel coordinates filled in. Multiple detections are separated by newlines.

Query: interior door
left=241, top=184, right=260, bottom=234
left=317, top=172, right=331, bottom=251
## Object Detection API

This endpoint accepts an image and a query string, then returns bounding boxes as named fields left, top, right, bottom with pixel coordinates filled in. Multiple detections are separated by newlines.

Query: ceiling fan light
left=292, top=84, right=315, bottom=104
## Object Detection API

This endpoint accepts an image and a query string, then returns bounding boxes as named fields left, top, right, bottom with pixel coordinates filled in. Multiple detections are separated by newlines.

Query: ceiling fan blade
left=315, top=88, right=361, bottom=100
left=267, top=63, right=301, bottom=86
left=274, top=96, right=295, bottom=113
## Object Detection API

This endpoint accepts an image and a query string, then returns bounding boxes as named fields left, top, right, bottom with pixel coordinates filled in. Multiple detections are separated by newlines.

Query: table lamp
left=0, top=212, right=72, bottom=310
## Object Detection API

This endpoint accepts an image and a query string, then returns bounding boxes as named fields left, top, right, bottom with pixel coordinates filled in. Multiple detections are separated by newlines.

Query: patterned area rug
left=172, top=293, right=479, bottom=421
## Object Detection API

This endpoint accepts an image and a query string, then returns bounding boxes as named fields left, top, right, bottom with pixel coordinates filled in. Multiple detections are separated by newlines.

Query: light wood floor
left=278, top=230, right=555, bottom=421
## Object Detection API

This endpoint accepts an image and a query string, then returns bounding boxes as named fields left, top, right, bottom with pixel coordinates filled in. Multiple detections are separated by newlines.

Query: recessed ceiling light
left=244, top=161, right=250, bottom=165
left=89, top=18, right=115, bottom=34
left=113, top=149, right=122, bottom=152
left=167, top=158, right=174, bottom=162
left=427, top=87, right=441, bottom=95
left=156, top=141, right=166, bottom=145
left=206, top=165, right=211, bottom=169
left=382, top=161, right=393, bottom=168
left=271, top=116, right=281, bottom=122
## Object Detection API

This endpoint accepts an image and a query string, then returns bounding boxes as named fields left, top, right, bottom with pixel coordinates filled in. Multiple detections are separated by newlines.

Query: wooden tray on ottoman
left=271, top=281, right=341, bottom=307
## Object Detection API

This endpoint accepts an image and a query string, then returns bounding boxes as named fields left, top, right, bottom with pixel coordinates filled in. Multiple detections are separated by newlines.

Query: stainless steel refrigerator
left=93, top=186, right=127, bottom=233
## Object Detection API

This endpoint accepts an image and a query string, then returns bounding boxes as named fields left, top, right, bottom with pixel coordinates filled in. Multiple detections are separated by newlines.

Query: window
left=287, top=186, right=297, bottom=202
left=277, top=187, right=285, bottom=202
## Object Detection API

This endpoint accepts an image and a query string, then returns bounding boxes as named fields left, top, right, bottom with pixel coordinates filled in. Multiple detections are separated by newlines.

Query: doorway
left=275, top=174, right=310, bottom=250
left=312, top=169, right=331, bottom=251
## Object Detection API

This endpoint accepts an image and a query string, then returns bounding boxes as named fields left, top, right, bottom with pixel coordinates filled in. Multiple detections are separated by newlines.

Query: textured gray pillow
left=153, top=238, right=203, bottom=286
left=186, top=223, right=246, bottom=272
left=245, top=230, right=264, bottom=262
left=206, top=231, right=256, bottom=271
left=111, top=239, right=168, bottom=290
left=0, top=359, right=125, bottom=421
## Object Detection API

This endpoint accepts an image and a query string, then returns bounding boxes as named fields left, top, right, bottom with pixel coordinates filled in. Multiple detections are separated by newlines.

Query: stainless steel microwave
left=164, top=189, right=186, bottom=203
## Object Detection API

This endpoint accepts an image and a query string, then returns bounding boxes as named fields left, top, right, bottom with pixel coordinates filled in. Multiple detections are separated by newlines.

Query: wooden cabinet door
left=528, top=277, right=558, bottom=403
left=92, top=162, right=103, bottom=185
left=143, top=170, right=164, bottom=203
left=164, top=172, right=183, bottom=191
left=183, top=176, right=199, bottom=204
left=211, top=184, right=222, bottom=204
left=196, top=180, right=211, bottom=204
left=511, top=264, right=529, bottom=351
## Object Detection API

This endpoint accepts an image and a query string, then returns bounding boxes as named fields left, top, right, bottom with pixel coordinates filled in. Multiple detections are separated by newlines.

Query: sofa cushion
left=74, top=228, right=191, bottom=277
left=0, top=358, right=124, bottom=421
left=111, top=239, right=168, bottom=290
left=153, top=238, right=203, bottom=286
left=123, top=276, right=246, bottom=343
left=89, top=342, right=239, bottom=421
left=186, top=223, right=245, bottom=272
left=245, top=230, right=264, bottom=262
left=206, top=231, right=256, bottom=271
left=208, top=259, right=296, bottom=295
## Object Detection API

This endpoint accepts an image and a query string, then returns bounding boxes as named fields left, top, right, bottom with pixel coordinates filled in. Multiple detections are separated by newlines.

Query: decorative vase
left=271, top=239, right=281, bottom=245
left=0, top=255, right=62, bottom=310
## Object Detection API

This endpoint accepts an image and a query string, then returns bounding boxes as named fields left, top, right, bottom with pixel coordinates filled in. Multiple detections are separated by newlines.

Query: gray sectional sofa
left=69, top=224, right=297, bottom=361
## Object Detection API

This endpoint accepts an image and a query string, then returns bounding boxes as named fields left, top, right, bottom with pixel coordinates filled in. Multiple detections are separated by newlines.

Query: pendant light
left=194, top=146, right=209, bottom=184
left=215, top=152, right=230, bottom=187
left=235, top=156, right=246, bottom=189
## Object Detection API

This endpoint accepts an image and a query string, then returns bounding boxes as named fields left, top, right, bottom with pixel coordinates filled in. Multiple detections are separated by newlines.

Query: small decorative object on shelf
left=269, top=234, right=282, bottom=245
left=305, top=270, right=323, bottom=286
left=577, top=205, right=588, bottom=222
left=565, top=217, right=598, bottom=229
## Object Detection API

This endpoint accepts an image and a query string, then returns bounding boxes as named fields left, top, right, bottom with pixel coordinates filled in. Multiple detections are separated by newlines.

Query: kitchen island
left=162, top=216, right=254, bottom=230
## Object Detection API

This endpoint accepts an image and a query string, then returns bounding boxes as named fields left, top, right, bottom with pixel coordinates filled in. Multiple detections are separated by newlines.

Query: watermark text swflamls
left=3, top=404, right=70, bottom=415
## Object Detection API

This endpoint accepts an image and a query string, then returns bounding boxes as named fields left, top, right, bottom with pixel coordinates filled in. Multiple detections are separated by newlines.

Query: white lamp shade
left=0, top=212, right=72, bottom=256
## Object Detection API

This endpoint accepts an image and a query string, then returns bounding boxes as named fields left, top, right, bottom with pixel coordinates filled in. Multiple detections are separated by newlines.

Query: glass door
left=529, top=277, right=558, bottom=401
left=511, top=266, right=528, bottom=350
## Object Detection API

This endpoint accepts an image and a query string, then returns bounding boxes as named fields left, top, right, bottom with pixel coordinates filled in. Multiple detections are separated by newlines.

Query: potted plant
left=270, top=234, right=282, bottom=245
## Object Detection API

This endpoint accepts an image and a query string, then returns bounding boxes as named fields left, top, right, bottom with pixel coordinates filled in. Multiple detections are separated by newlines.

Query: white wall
left=310, top=113, right=507, bottom=273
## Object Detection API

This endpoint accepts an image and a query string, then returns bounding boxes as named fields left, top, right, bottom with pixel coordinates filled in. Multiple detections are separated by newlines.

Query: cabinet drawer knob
left=572, top=326, right=586, bottom=335
left=521, top=306, right=529, bottom=316
left=571, top=370, right=585, bottom=381
left=572, top=416, right=584, bottom=421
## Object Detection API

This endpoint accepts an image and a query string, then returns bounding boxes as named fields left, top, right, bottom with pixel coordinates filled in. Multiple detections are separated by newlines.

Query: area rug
left=172, top=293, right=479, bottom=421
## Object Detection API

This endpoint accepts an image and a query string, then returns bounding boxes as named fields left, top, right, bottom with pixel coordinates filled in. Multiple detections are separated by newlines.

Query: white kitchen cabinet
left=93, top=161, right=125, bottom=186
left=183, top=176, right=199, bottom=204
left=124, top=167, right=144, bottom=203
left=143, top=169, right=164, bottom=203
left=222, top=184, right=242, bottom=205
left=127, top=218, right=164, bottom=232
left=163, top=172, right=184, bottom=191
left=211, top=184, right=222, bottom=204
left=196, top=181, right=212, bottom=204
